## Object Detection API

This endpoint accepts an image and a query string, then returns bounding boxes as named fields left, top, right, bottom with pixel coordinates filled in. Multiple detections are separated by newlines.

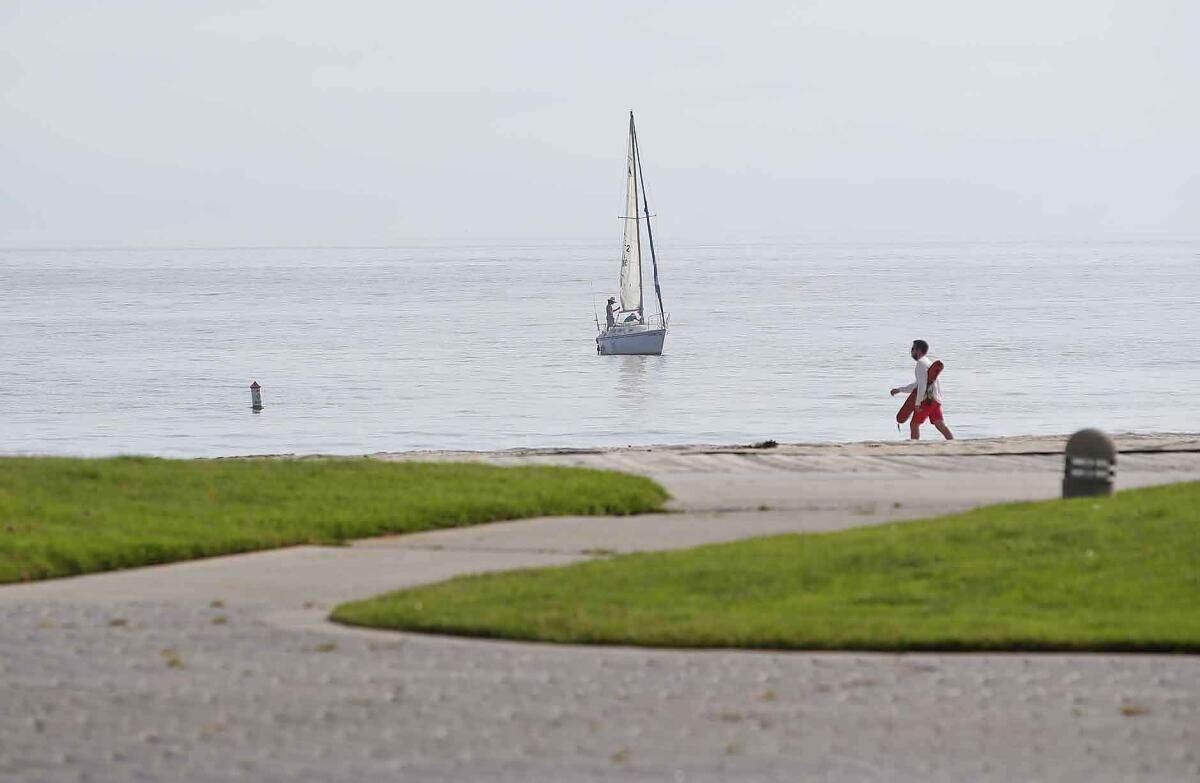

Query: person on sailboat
left=606, top=297, right=619, bottom=328
left=890, top=339, right=955, bottom=441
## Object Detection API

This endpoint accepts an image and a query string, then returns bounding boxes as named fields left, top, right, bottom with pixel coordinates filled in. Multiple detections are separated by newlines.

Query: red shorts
left=914, top=400, right=944, bottom=424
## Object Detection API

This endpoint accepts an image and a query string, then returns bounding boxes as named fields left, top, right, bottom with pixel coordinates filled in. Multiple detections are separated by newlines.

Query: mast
left=630, top=112, right=644, bottom=318
left=631, top=115, right=665, bottom=322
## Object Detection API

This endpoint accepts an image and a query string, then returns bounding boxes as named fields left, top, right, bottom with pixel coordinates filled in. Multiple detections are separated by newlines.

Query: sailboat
left=596, top=112, right=669, bottom=356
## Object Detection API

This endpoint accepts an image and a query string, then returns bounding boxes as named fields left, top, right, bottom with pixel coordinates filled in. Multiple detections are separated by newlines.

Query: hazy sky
left=2, top=1, right=1197, bottom=243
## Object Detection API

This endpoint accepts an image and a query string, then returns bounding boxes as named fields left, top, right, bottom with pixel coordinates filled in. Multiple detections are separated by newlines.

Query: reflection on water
left=614, top=355, right=649, bottom=408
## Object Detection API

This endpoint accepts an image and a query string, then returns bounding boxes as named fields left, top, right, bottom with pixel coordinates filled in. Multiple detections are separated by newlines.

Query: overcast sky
left=2, top=1, right=1196, bottom=244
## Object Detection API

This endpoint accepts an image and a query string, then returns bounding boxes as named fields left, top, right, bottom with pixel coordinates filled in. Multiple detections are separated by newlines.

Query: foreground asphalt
left=2, top=435, right=1198, bottom=782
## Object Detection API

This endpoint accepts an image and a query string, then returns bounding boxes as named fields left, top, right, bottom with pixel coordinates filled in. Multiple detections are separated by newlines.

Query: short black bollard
left=1063, top=428, right=1115, bottom=498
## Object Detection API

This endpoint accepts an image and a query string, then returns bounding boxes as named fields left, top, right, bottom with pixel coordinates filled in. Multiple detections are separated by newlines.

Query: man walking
left=891, top=339, right=954, bottom=441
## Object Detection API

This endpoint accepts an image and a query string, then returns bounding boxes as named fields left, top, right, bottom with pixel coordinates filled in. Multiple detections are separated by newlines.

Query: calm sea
left=1, top=240, right=1196, bottom=457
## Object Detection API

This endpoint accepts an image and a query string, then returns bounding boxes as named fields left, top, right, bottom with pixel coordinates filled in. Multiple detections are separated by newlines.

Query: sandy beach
left=2, top=434, right=1198, bottom=782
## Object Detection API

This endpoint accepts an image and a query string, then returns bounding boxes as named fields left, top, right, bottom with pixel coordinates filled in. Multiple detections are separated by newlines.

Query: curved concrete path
left=2, top=435, right=1199, bottom=781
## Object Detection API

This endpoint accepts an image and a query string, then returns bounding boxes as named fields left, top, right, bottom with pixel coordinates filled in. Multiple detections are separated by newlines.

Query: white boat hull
left=597, top=324, right=667, bottom=355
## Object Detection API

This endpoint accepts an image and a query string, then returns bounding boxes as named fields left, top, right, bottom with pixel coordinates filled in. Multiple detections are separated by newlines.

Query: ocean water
left=1, top=240, right=1196, bottom=457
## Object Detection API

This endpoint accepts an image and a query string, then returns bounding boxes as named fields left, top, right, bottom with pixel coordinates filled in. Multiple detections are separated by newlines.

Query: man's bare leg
left=909, top=418, right=921, bottom=440
left=934, top=421, right=954, bottom=440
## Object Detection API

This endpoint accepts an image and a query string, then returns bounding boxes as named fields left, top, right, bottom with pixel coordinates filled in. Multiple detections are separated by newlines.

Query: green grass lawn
left=0, top=457, right=668, bottom=583
left=333, top=482, right=1200, bottom=652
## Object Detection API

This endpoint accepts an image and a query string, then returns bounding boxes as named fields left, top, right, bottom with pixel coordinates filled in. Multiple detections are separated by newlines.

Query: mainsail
left=617, top=116, right=643, bottom=314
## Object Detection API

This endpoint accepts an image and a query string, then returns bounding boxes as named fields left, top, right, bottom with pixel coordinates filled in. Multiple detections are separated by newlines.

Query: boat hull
left=597, top=325, right=667, bottom=355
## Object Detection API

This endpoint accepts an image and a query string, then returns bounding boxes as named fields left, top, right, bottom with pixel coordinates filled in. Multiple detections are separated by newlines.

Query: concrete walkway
left=2, top=435, right=1199, bottom=782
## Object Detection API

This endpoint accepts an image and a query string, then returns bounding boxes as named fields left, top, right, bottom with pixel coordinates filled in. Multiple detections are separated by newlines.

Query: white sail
left=617, top=117, right=642, bottom=313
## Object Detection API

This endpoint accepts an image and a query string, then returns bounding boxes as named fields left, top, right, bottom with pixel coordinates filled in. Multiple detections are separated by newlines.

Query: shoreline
left=368, top=432, right=1200, bottom=462
left=6, top=432, right=1198, bottom=463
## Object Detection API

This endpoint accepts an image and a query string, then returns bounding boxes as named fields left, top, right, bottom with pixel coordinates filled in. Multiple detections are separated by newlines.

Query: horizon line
left=3, top=232, right=1199, bottom=252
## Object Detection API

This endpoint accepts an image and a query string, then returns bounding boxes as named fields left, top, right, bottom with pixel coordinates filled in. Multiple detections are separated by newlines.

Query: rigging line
left=592, top=289, right=601, bottom=334
left=629, top=112, right=644, bottom=316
